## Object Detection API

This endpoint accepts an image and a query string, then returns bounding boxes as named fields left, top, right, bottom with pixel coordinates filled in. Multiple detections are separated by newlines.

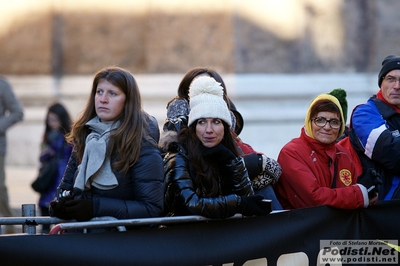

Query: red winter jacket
left=275, top=127, right=366, bottom=210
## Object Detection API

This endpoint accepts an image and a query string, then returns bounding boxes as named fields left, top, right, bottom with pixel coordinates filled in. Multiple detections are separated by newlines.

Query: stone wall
left=0, top=0, right=399, bottom=76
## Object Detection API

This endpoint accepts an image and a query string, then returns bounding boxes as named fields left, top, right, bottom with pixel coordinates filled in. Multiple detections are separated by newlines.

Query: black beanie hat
left=378, top=55, right=400, bottom=87
left=328, top=88, right=348, bottom=123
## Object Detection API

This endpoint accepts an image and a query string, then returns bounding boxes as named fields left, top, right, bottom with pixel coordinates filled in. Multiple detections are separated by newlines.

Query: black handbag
left=31, top=158, right=58, bottom=194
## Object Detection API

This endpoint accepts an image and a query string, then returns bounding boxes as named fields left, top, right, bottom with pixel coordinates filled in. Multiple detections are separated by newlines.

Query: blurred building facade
left=0, top=0, right=399, bottom=76
left=1, top=0, right=399, bottom=167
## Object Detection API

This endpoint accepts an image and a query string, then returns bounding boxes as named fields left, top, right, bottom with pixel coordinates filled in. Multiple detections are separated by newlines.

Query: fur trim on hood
left=159, top=130, right=179, bottom=152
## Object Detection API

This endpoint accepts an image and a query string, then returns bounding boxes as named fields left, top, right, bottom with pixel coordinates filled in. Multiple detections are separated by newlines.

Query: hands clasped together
left=203, top=143, right=272, bottom=216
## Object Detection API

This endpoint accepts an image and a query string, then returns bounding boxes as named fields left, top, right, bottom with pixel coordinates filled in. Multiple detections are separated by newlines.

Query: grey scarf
left=73, top=117, right=119, bottom=191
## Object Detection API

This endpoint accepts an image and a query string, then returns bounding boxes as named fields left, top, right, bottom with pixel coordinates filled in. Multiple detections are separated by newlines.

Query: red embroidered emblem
left=339, top=169, right=352, bottom=186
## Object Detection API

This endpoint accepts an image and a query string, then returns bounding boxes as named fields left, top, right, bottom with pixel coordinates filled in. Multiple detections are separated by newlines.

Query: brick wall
left=0, top=0, right=399, bottom=75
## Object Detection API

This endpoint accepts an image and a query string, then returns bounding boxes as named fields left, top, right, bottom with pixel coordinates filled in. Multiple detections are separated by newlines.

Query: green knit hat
left=328, top=88, right=348, bottom=123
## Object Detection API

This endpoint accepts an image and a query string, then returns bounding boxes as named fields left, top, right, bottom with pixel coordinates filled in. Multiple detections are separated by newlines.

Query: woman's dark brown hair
left=167, top=67, right=230, bottom=108
left=178, top=120, right=240, bottom=197
left=44, top=103, right=72, bottom=144
left=310, top=99, right=341, bottom=121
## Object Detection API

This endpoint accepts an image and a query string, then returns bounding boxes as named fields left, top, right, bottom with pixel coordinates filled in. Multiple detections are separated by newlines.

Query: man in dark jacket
left=351, top=55, right=400, bottom=200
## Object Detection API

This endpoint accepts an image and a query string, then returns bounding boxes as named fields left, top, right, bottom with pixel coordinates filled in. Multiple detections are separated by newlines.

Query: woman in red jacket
left=274, top=93, right=381, bottom=210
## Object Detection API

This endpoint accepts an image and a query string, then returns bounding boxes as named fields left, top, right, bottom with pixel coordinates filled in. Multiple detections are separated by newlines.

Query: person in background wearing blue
left=163, top=76, right=271, bottom=218
left=0, top=77, right=23, bottom=234
left=37, top=103, right=73, bottom=234
left=49, top=67, right=164, bottom=227
left=350, top=55, right=400, bottom=200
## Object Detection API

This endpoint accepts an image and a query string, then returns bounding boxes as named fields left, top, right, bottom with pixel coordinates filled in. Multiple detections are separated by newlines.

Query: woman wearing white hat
left=163, top=76, right=272, bottom=218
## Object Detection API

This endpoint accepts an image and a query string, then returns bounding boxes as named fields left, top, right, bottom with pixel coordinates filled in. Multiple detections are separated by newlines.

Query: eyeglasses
left=311, top=117, right=341, bottom=129
left=383, top=75, right=400, bottom=84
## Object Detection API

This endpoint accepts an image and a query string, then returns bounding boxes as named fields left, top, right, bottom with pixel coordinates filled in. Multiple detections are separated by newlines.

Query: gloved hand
left=49, top=197, right=73, bottom=220
left=64, top=199, right=94, bottom=222
left=202, top=143, right=236, bottom=163
left=357, top=168, right=382, bottom=197
left=238, top=195, right=271, bottom=216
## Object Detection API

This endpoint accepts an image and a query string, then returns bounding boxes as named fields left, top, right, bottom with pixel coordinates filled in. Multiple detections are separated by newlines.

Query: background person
left=0, top=77, right=23, bottom=234
left=36, top=103, right=72, bottom=234
left=349, top=55, right=400, bottom=200
left=49, top=67, right=164, bottom=225
left=163, top=76, right=271, bottom=218
left=274, top=93, right=381, bottom=210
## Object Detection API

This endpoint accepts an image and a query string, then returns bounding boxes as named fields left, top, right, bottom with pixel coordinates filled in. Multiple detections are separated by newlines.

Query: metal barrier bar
left=22, top=204, right=36, bottom=234
left=0, top=216, right=70, bottom=235
left=49, top=214, right=244, bottom=234
left=0, top=216, right=68, bottom=225
left=0, top=216, right=129, bottom=235
left=50, top=216, right=128, bottom=234
left=0, top=204, right=70, bottom=235
left=1, top=203, right=249, bottom=235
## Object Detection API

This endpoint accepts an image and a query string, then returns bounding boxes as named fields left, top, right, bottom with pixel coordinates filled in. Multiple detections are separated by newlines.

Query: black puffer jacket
left=56, top=115, right=164, bottom=219
left=164, top=143, right=253, bottom=219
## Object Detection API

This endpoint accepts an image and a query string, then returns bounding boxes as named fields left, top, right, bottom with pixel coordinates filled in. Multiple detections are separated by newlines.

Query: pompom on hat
left=328, top=88, right=348, bottom=123
left=188, top=76, right=232, bottom=127
left=378, top=55, right=400, bottom=87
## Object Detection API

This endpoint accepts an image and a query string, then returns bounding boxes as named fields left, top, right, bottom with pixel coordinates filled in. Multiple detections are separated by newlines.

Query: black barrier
left=0, top=200, right=399, bottom=266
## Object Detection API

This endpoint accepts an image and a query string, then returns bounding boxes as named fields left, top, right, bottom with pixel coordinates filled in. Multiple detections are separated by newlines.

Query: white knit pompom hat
left=188, top=76, right=232, bottom=127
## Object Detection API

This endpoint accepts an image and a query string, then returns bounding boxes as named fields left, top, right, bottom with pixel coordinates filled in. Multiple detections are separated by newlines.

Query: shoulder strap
left=331, top=159, right=338, bottom=188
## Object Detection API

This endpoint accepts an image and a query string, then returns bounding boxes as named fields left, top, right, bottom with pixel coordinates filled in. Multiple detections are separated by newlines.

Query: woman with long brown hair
left=49, top=67, right=164, bottom=223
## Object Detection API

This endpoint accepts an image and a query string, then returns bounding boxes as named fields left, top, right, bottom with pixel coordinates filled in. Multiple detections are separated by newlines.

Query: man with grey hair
left=0, top=77, right=24, bottom=234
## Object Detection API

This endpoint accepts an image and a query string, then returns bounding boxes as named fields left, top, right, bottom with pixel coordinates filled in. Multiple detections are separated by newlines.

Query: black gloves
left=357, top=168, right=382, bottom=197
left=49, top=198, right=73, bottom=220
left=202, top=143, right=236, bottom=163
left=238, top=195, right=271, bottom=216
left=64, top=199, right=94, bottom=222
left=49, top=198, right=94, bottom=222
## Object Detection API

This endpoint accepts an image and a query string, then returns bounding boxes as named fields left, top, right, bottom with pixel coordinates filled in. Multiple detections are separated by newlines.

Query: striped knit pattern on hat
left=188, top=76, right=232, bottom=127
